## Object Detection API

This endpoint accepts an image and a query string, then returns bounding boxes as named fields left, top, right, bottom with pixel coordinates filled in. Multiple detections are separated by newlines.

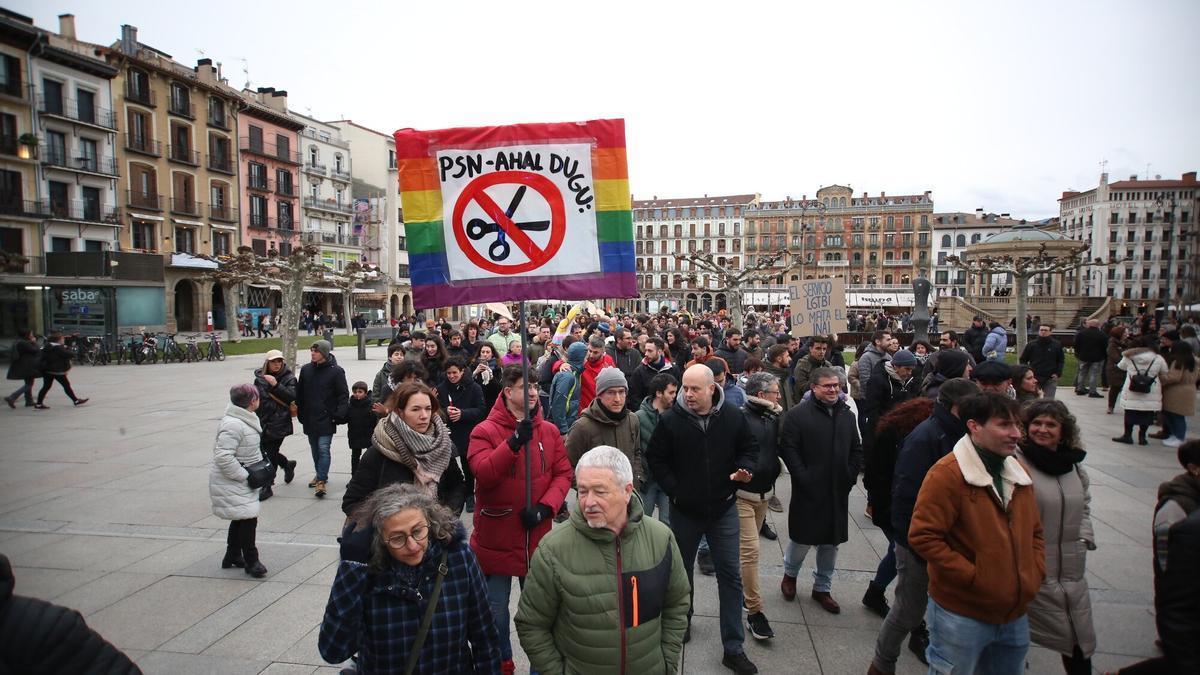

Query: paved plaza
left=0, top=345, right=1191, bottom=674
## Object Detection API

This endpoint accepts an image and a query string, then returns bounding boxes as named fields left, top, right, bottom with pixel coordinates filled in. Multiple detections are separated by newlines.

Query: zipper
left=616, top=537, right=627, bottom=675
left=631, top=575, right=640, bottom=628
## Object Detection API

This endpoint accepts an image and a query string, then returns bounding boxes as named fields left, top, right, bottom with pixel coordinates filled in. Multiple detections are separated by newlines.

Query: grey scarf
left=372, top=413, right=453, bottom=495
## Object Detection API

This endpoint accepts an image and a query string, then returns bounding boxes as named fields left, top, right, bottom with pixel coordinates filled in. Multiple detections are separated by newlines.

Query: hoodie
left=549, top=342, right=588, bottom=434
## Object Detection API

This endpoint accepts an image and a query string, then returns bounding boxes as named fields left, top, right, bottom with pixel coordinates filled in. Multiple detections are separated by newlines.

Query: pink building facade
left=236, top=87, right=302, bottom=257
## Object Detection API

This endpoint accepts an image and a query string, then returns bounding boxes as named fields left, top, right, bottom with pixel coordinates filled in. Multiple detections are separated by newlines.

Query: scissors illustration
left=466, top=185, right=550, bottom=261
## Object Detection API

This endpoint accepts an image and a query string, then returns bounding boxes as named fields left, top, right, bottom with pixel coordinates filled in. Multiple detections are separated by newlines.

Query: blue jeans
left=783, top=542, right=838, bottom=593
left=670, top=502, right=745, bottom=655
left=640, top=479, right=670, bottom=525
left=307, top=434, right=332, bottom=481
left=872, top=528, right=897, bottom=588
left=485, top=575, right=525, bottom=662
left=925, top=599, right=1029, bottom=675
left=1164, top=412, right=1187, bottom=441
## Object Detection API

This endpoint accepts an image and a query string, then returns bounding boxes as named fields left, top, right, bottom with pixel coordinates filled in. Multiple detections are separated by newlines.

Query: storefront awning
left=169, top=253, right=219, bottom=269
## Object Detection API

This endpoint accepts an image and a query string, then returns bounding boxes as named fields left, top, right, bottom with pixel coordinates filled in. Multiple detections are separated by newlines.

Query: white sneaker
left=1162, top=437, right=1183, bottom=448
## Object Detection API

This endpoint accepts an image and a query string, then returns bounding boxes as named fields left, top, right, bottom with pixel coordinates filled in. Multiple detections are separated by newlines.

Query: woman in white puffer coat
left=210, top=383, right=268, bottom=577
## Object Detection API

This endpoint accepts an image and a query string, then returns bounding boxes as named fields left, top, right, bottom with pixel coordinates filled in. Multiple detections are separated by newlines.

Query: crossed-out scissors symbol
left=466, top=185, right=550, bottom=262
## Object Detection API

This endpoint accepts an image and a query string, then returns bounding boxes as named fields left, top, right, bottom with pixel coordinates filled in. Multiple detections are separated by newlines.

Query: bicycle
left=183, top=333, right=203, bottom=363
left=160, top=333, right=183, bottom=363
left=205, top=332, right=225, bottom=361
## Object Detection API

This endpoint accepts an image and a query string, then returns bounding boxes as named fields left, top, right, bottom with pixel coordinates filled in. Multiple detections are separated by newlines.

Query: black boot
left=283, top=460, right=296, bottom=484
left=909, top=621, right=930, bottom=665
left=243, top=547, right=267, bottom=578
left=221, top=546, right=244, bottom=569
left=861, top=581, right=890, bottom=618
left=1138, top=429, right=1149, bottom=445
left=259, top=486, right=273, bottom=501
left=759, top=520, right=778, bottom=541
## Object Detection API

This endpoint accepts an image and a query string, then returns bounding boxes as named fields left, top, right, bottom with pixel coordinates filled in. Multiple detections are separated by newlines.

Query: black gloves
left=519, top=504, right=554, bottom=530
left=338, top=520, right=374, bottom=564
left=507, top=418, right=534, bottom=453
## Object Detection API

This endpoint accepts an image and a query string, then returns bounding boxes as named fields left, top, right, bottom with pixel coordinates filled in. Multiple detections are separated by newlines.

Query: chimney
left=58, top=14, right=75, bottom=40
left=1184, top=171, right=1197, bottom=182
left=1129, top=175, right=1137, bottom=181
left=880, top=191, right=886, bottom=198
left=975, top=207, right=984, bottom=218
left=120, top=24, right=138, bottom=55
left=195, top=58, right=217, bottom=85
left=1001, top=213, right=1010, bottom=218
left=267, top=90, right=288, bottom=113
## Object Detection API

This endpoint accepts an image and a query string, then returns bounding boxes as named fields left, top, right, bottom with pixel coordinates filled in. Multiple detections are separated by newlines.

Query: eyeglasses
left=384, top=524, right=430, bottom=549
left=814, top=383, right=841, bottom=390
left=761, top=389, right=781, bottom=397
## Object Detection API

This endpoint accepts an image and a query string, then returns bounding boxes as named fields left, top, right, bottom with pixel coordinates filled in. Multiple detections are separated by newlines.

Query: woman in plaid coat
left=319, top=483, right=501, bottom=674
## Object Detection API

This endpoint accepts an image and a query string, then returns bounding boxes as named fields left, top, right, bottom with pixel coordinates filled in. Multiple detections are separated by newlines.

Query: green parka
left=515, top=493, right=690, bottom=675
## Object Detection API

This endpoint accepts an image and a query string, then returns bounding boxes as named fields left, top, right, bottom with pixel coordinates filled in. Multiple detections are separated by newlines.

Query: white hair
left=576, top=445, right=633, bottom=487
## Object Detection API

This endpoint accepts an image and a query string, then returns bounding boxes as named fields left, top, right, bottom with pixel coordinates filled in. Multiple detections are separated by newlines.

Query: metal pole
left=519, top=301, right=532, bottom=508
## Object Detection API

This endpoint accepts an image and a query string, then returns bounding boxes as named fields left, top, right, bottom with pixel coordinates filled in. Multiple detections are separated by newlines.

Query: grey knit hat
left=594, top=367, right=627, bottom=395
left=311, top=339, right=332, bottom=359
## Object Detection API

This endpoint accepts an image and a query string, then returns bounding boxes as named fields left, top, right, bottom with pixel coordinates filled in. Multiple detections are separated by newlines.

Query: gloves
left=507, top=418, right=534, bottom=453
left=519, top=504, right=554, bottom=530
left=338, top=520, right=375, bottom=564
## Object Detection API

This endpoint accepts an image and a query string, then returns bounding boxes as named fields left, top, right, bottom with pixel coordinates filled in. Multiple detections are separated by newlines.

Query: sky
left=11, top=0, right=1199, bottom=219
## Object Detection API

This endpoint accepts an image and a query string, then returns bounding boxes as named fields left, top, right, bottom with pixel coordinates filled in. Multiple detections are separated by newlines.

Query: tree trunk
left=343, top=290, right=354, bottom=335
left=727, top=285, right=743, bottom=331
left=1014, top=273, right=1029, bottom=356
left=221, top=283, right=242, bottom=343
left=280, top=277, right=304, bottom=371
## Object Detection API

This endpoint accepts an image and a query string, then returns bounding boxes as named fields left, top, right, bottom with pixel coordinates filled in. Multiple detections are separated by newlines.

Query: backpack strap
left=404, top=549, right=450, bottom=675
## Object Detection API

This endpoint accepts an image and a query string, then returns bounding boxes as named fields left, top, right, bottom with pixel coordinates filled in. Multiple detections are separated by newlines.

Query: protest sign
left=789, top=277, right=849, bottom=337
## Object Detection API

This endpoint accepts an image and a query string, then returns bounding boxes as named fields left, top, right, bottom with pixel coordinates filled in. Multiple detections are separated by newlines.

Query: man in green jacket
left=516, top=445, right=691, bottom=675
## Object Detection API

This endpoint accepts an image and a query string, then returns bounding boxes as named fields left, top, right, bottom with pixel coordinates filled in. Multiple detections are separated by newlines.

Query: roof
left=933, top=212, right=1026, bottom=227
left=327, top=120, right=393, bottom=140
left=1107, top=177, right=1198, bottom=189
left=981, top=222, right=1068, bottom=244
left=632, top=194, right=758, bottom=209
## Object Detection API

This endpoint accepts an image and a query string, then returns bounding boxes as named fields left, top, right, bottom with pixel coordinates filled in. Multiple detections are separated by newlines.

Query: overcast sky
left=13, top=0, right=1199, bottom=218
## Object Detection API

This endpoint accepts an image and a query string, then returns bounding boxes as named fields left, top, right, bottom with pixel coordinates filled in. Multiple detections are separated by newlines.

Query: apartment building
left=292, top=112, right=360, bottom=272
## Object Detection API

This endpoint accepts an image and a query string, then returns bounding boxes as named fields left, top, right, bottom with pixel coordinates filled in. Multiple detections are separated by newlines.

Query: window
left=249, top=195, right=267, bottom=226
left=276, top=134, right=291, bottom=161
left=44, top=130, right=66, bottom=165
left=1128, top=212, right=1137, bottom=224
left=76, top=88, right=96, bottom=125
left=248, top=162, right=267, bottom=189
left=335, top=188, right=344, bottom=204
left=970, top=233, right=981, bottom=244
left=213, top=231, right=231, bottom=256
left=278, top=201, right=294, bottom=229
left=0, top=168, right=23, bottom=207
left=0, top=53, right=21, bottom=97
left=169, top=82, right=190, bottom=116
left=388, top=149, right=396, bottom=169
left=920, top=215, right=928, bottom=226
left=41, top=78, right=64, bottom=114
left=956, top=234, right=966, bottom=247
left=174, top=226, right=195, bottom=253
left=309, top=145, right=319, bottom=165
left=335, top=153, right=344, bottom=172
left=208, top=97, right=225, bottom=126
left=276, top=168, right=293, bottom=195
left=887, top=216, right=894, bottom=227
left=208, top=133, right=231, bottom=171
left=885, top=274, right=894, bottom=285
left=132, top=219, right=156, bottom=251
left=247, top=125, right=263, bottom=152
left=938, top=251, right=947, bottom=264
left=47, top=180, right=68, bottom=216
left=50, top=236, right=72, bottom=252
left=78, top=138, right=98, bottom=172
left=81, top=186, right=101, bottom=221
left=941, top=234, right=951, bottom=247
left=127, top=69, right=151, bottom=103
left=251, top=238, right=267, bottom=257
left=903, top=215, right=911, bottom=227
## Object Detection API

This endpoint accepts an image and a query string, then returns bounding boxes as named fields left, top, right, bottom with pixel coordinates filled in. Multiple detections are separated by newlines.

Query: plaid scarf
left=372, top=413, right=453, bottom=496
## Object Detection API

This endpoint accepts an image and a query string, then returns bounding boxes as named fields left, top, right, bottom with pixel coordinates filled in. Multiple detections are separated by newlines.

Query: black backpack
left=1128, top=361, right=1156, bottom=394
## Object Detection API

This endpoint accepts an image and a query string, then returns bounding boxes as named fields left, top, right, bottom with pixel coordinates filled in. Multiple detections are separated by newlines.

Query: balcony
left=127, top=190, right=162, bottom=211
left=168, top=97, right=194, bottom=119
left=207, top=112, right=231, bottom=131
left=303, top=196, right=354, bottom=214
left=302, top=231, right=363, bottom=247
left=37, top=96, right=117, bottom=130
left=125, top=134, right=161, bottom=157
left=239, top=137, right=301, bottom=164
left=304, top=162, right=327, bottom=176
left=883, top=259, right=914, bottom=267
left=246, top=176, right=273, bottom=193
left=302, top=127, right=349, bottom=149
left=125, top=82, right=154, bottom=106
left=0, top=198, right=49, bottom=219
left=817, top=259, right=850, bottom=267
left=170, top=198, right=201, bottom=217
left=207, top=154, right=234, bottom=174
left=330, top=168, right=352, bottom=182
left=0, top=75, right=23, bottom=99
left=275, top=182, right=297, bottom=197
left=0, top=133, right=18, bottom=157
left=168, top=145, right=200, bottom=166
left=41, top=199, right=121, bottom=224
left=42, top=148, right=120, bottom=177
left=45, top=250, right=163, bottom=281
left=209, top=204, right=239, bottom=222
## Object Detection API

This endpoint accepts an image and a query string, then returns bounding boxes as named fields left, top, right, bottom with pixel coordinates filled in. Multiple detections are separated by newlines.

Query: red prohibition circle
left=451, top=170, right=566, bottom=275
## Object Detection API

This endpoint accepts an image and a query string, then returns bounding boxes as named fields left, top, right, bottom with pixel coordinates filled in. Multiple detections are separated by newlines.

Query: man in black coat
left=296, top=340, right=349, bottom=498
left=738, top=372, right=786, bottom=642
left=0, top=554, right=141, bottom=674
left=5, top=329, right=41, bottom=408
left=714, top=328, right=749, bottom=376
left=627, top=337, right=679, bottom=409
left=1072, top=319, right=1107, bottom=397
left=871, top=377, right=979, bottom=673
left=777, top=366, right=863, bottom=615
left=33, top=331, right=87, bottom=409
left=436, top=356, right=487, bottom=512
left=1019, top=324, right=1065, bottom=399
left=963, top=317, right=989, bottom=364
left=860, top=348, right=921, bottom=454
left=645, top=364, right=759, bottom=673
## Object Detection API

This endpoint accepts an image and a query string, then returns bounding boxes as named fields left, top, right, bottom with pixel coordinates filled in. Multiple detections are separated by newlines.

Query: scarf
left=1020, top=441, right=1086, bottom=477
left=599, top=404, right=629, bottom=422
left=975, top=447, right=1008, bottom=499
left=372, top=413, right=454, bottom=496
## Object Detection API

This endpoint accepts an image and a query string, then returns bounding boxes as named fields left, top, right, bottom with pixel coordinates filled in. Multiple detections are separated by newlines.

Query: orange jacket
left=909, top=435, right=1045, bottom=625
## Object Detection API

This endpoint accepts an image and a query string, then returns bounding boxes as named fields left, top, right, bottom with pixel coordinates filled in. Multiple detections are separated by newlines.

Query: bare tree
left=947, top=241, right=1093, bottom=354
left=674, top=250, right=799, bottom=329
left=202, top=245, right=366, bottom=369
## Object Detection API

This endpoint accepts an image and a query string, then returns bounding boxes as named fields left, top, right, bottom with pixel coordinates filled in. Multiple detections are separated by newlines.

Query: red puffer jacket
left=468, top=394, right=574, bottom=577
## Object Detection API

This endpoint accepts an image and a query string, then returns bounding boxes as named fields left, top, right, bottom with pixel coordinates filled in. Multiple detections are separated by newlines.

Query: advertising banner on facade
left=394, top=119, right=636, bottom=309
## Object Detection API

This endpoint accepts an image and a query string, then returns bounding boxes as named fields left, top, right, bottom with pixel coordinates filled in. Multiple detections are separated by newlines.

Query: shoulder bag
left=242, top=458, right=276, bottom=489
left=404, top=549, right=449, bottom=675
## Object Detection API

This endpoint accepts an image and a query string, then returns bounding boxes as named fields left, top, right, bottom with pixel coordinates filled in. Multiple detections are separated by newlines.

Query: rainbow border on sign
left=393, top=119, right=636, bottom=310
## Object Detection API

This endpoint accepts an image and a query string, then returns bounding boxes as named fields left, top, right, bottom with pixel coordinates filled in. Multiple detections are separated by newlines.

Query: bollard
left=357, top=329, right=367, bottom=360
left=322, top=328, right=334, bottom=349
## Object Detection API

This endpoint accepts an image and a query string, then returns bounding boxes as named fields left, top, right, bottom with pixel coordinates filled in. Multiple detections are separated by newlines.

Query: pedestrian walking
left=1112, top=336, right=1169, bottom=446
left=1160, top=341, right=1197, bottom=447
left=635, top=372, right=679, bottom=524
left=211, top=384, right=270, bottom=577
left=1015, top=400, right=1097, bottom=675
left=436, top=357, right=486, bottom=513
left=253, top=350, right=298, bottom=499
left=1073, top=319, right=1108, bottom=397
left=778, top=367, right=863, bottom=615
left=908, top=393, right=1045, bottom=674
left=33, top=332, right=87, bottom=409
left=644, top=364, right=760, bottom=674
left=1105, top=325, right=1131, bottom=414
left=471, top=342, right=502, bottom=407
left=565, top=367, right=642, bottom=489
left=738, top=372, right=786, bottom=641
left=4, top=329, right=40, bottom=408
left=515, top=446, right=691, bottom=674
left=344, top=381, right=376, bottom=477
left=319, top=483, right=502, bottom=673
left=467, top=366, right=574, bottom=674
left=342, top=382, right=466, bottom=517
left=982, top=321, right=1008, bottom=362
left=296, top=340, right=348, bottom=498
left=549, top=341, right=588, bottom=435
left=1019, top=324, right=1065, bottom=399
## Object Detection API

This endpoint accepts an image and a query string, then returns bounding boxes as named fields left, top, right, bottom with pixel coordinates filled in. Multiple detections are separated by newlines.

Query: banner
left=394, top=119, right=636, bottom=309
left=789, top=277, right=849, bottom=337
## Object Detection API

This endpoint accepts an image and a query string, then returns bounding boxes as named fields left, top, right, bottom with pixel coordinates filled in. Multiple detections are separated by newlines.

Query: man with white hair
left=516, top=446, right=690, bottom=674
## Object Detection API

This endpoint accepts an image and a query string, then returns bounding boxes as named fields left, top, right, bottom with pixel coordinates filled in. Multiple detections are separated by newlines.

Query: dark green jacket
left=566, top=399, right=643, bottom=490
left=515, top=494, right=690, bottom=675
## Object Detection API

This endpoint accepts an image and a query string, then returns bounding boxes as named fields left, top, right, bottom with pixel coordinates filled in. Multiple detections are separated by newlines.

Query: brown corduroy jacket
left=909, top=435, right=1046, bottom=625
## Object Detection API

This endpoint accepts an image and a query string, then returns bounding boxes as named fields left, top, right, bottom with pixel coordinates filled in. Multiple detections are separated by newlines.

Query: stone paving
left=0, top=345, right=1192, bottom=674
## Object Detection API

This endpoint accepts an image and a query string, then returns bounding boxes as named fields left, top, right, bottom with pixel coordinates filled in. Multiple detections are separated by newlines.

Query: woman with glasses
left=342, top=382, right=466, bottom=518
left=319, top=483, right=502, bottom=673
